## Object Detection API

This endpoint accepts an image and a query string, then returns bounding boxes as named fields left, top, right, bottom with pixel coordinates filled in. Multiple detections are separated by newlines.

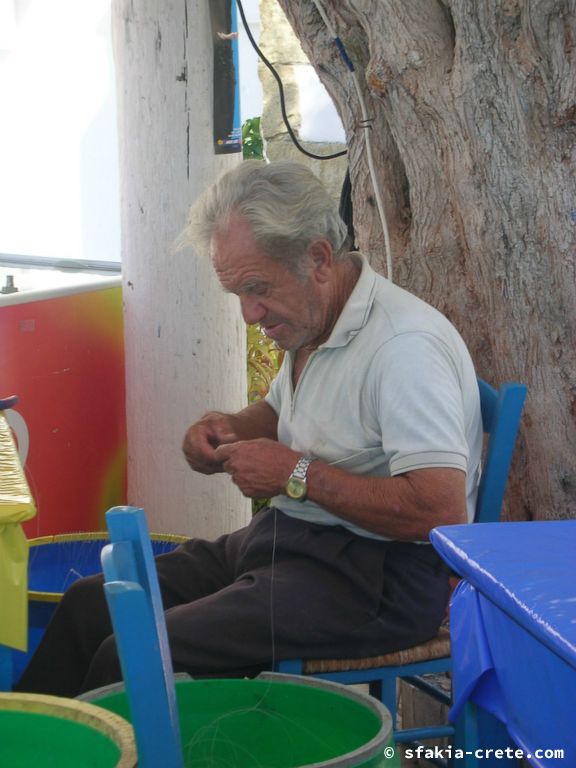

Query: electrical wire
left=236, top=0, right=347, bottom=160
left=309, top=0, right=393, bottom=281
left=235, top=0, right=393, bottom=280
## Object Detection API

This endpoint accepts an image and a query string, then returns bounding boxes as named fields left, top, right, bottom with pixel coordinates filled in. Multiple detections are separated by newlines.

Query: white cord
left=310, top=0, right=393, bottom=282
left=350, top=70, right=393, bottom=282
left=311, top=0, right=334, bottom=32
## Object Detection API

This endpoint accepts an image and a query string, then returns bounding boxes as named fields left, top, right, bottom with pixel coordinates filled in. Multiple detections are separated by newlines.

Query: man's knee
left=61, top=573, right=105, bottom=609
left=56, top=574, right=112, bottom=644
left=81, top=634, right=122, bottom=693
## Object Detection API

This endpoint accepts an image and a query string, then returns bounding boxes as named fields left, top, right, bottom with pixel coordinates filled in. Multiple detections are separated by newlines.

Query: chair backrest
left=475, top=379, right=527, bottom=524
left=100, top=506, right=184, bottom=768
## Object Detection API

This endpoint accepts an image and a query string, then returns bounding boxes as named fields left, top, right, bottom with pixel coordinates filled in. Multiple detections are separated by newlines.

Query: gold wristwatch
left=286, top=455, right=315, bottom=502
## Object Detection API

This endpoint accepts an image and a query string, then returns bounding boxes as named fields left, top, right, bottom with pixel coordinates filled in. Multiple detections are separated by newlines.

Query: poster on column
left=210, top=0, right=242, bottom=154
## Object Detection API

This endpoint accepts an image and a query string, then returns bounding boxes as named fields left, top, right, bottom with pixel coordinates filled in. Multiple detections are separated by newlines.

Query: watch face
left=286, top=476, right=307, bottom=500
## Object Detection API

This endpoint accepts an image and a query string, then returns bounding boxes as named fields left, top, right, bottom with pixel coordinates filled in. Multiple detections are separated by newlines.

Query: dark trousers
left=15, top=508, right=450, bottom=698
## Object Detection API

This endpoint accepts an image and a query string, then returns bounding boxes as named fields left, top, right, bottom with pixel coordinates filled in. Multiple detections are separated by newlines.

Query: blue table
left=431, top=521, right=575, bottom=768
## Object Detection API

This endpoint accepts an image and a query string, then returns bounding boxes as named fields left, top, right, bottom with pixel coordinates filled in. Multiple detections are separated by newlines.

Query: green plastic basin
left=84, top=673, right=399, bottom=767
left=0, top=692, right=136, bottom=767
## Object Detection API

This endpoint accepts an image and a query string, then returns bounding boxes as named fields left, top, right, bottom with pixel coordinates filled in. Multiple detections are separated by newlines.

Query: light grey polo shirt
left=265, top=254, right=483, bottom=541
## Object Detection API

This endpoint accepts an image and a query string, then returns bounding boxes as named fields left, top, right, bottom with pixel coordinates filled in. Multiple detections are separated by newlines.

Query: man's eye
left=248, top=284, right=269, bottom=296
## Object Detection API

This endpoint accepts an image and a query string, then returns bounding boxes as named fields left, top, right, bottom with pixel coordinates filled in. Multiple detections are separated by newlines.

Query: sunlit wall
left=0, top=0, right=120, bottom=262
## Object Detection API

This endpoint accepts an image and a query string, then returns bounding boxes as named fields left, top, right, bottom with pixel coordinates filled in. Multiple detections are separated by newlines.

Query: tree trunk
left=277, top=0, right=576, bottom=520
left=112, top=0, right=250, bottom=536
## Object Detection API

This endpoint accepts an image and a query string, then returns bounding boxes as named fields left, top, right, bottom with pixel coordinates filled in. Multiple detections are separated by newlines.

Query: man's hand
left=214, top=439, right=299, bottom=498
left=182, top=412, right=238, bottom=475
left=182, top=401, right=280, bottom=476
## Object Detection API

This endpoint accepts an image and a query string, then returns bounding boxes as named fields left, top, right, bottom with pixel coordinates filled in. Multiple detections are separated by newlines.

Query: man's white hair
left=182, top=160, right=350, bottom=272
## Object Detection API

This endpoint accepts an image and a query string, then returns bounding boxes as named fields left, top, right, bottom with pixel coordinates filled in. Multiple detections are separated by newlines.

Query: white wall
left=0, top=0, right=120, bottom=262
left=238, top=0, right=263, bottom=122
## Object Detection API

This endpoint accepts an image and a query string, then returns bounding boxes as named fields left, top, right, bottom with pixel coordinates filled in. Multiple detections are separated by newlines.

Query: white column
left=112, top=0, right=250, bottom=536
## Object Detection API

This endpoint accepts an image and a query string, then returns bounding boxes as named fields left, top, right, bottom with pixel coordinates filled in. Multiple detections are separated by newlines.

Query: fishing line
left=269, top=505, right=278, bottom=671
left=180, top=506, right=294, bottom=767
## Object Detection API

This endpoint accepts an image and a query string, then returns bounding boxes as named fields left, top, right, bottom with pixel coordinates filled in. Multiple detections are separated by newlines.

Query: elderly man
left=16, top=161, right=482, bottom=697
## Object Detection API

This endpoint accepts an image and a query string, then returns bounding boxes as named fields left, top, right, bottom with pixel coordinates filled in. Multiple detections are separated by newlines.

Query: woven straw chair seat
left=301, top=625, right=451, bottom=675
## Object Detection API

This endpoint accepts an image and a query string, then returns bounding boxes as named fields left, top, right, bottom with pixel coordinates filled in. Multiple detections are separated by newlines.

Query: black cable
left=235, top=0, right=347, bottom=161
left=338, top=167, right=357, bottom=249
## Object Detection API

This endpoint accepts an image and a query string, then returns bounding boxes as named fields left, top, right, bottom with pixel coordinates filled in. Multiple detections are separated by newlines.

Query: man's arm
left=213, top=439, right=467, bottom=541
left=182, top=400, right=278, bottom=475
left=306, top=461, right=467, bottom=540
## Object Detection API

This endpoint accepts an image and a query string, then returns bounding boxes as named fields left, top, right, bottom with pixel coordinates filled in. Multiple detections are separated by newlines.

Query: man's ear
left=308, top=239, right=334, bottom=282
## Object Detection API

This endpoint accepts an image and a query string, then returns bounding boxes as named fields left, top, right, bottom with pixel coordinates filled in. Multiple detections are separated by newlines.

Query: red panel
left=0, top=286, right=127, bottom=535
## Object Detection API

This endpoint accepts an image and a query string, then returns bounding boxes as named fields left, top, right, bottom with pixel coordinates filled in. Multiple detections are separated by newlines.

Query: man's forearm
left=224, top=399, right=279, bottom=442
left=213, top=435, right=467, bottom=541
left=305, top=462, right=467, bottom=541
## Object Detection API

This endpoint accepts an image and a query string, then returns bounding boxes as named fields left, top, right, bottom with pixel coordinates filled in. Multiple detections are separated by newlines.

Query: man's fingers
left=212, top=424, right=237, bottom=445
left=214, top=443, right=235, bottom=463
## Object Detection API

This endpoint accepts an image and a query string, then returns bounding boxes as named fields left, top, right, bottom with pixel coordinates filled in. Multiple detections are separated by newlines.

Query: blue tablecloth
left=430, top=521, right=576, bottom=768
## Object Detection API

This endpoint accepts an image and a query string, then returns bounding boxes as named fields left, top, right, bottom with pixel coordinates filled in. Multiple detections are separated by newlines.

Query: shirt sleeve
left=366, top=332, right=470, bottom=476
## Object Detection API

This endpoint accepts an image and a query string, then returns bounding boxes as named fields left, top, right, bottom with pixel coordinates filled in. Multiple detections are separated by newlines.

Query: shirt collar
left=320, top=253, right=378, bottom=349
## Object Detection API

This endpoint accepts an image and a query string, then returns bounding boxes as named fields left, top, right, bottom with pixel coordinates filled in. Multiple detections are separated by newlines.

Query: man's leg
left=15, top=573, right=112, bottom=697
left=17, top=509, right=450, bottom=696
left=15, top=530, right=240, bottom=697
left=83, top=511, right=450, bottom=689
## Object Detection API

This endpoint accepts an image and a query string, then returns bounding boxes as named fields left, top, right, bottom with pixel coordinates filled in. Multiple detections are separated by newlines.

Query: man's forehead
left=213, top=254, right=277, bottom=290
left=212, top=243, right=275, bottom=293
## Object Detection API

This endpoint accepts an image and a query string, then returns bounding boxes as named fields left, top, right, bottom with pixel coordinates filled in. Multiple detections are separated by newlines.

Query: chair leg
left=378, top=678, right=398, bottom=730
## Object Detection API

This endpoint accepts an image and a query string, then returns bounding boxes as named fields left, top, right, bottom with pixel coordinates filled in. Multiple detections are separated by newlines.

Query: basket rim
left=28, top=531, right=188, bottom=546
left=27, top=531, right=188, bottom=602
left=0, top=692, right=137, bottom=767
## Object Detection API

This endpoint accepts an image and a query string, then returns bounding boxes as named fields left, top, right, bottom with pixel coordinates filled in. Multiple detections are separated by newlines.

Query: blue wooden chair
left=100, top=506, right=185, bottom=768
left=275, top=378, right=527, bottom=756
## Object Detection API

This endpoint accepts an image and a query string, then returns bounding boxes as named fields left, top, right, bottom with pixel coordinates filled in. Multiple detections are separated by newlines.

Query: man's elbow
left=435, top=501, right=467, bottom=528
left=410, top=467, right=469, bottom=536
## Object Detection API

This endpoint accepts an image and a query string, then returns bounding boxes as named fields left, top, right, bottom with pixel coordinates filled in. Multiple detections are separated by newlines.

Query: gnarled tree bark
left=277, top=0, right=576, bottom=520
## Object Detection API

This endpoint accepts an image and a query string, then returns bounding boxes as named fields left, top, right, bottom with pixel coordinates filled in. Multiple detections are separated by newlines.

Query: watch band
left=285, top=454, right=315, bottom=501
left=291, top=455, right=315, bottom=480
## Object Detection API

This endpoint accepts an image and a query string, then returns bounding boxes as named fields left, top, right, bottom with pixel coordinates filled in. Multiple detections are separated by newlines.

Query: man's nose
left=239, top=294, right=267, bottom=325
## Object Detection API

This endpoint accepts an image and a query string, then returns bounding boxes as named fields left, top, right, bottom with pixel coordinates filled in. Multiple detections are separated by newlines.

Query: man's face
left=212, top=212, right=325, bottom=351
